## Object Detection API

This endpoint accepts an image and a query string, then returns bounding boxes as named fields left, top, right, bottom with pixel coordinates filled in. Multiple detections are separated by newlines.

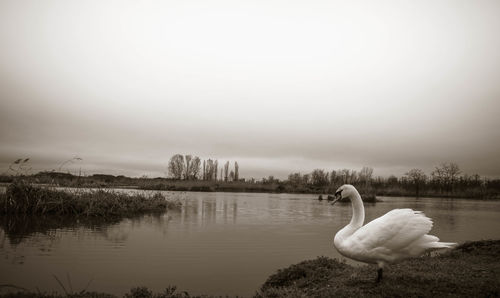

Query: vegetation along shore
left=2, top=156, right=500, bottom=199
left=0, top=240, right=498, bottom=297
left=0, top=181, right=180, bottom=218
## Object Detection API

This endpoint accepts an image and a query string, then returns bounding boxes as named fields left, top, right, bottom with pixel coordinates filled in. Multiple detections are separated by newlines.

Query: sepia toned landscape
left=1, top=0, right=500, bottom=297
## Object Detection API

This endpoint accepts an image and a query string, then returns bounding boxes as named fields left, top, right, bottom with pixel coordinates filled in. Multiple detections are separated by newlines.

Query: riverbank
left=2, top=180, right=499, bottom=201
left=0, top=240, right=498, bottom=297
left=258, top=240, right=500, bottom=297
left=2, top=171, right=499, bottom=200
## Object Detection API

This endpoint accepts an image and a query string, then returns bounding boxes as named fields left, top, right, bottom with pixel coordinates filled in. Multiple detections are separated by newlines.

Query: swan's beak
left=330, top=192, right=342, bottom=205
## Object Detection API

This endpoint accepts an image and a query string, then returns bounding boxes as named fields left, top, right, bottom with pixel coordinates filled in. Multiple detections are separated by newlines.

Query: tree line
left=167, top=154, right=240, bottom=182
left=280, top=162, right=499, bottom=197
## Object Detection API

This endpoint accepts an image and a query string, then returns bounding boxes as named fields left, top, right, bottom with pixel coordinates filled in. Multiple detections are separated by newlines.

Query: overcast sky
left=1, top=0, right=500, bottom=179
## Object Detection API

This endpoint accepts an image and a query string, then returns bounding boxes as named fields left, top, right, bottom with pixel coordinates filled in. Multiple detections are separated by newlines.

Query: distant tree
left=202, top=160, right=206, bottom=180
left=339, top=169, right=352, bottom=184
left=330, top=170, right=339, bottom=186
left=234, top=161, right=239, bottom=181
left=188, top=156, right=201, bottom=180
left=387, top=175, right=398, bottom=185
left=302, top=174, right=310, bottom=185
left=214, top=160, right=218, bottom=181
left=358, top=166, right=374, bottom=186
left=224, top=161, right=229, bottom=182
left=288, top=172, right=303, bottom=185
left=432, top=162, right=461, bottom=192
left=210, top=159, right=220, bottom=181
left=184, top=155, right=192, bottom=180
left=350, top=170, right=358, bottom=184
left=168, top=154, right=185, bottom=179
left=229, top=170, right=235, bottom=182
left=311, top=169, right=329, bottom=187
left=405, top=168, right=427, bottom=196
left=265, top=175, right=276, bottom=184
left=445, top=162, right=461, bottom=186
left=203, top=159, right=209, bottom=180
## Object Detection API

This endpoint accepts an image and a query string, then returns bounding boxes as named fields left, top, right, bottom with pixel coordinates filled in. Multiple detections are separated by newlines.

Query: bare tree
left=330, top=170, right=338, bottom=185
left=205, top=159, right=211, bottom=180
left=168, top=154, right=185, bottom=179
left=339, top=169, right=352, bottom=184
left=202, top=160, right=206, bottom=180
left=204, top=159, right=217, bottom=181
left=358, top=166, right=374, bottom=186
left=302, top=174, right=310, bottom=185
left=184, top=155, right=192, bottom=180
left=387, top=175, right=398, bottom=185
left=311, top=169, right=329, bottom=187
left=405, top=168, right=427, bottom=196
left=432, top=162, right=461, bottom=192
left=224, top=161, right=229, bottom=182
left=288, top=172, right=303, bottom=185
left=188, top=156, right=201, bottom=180
left=234, top=161, right=239, bottom=181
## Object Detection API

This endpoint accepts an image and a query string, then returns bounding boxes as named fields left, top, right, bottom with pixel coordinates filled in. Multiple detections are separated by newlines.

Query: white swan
left=331, top=184, right=456, bottom=282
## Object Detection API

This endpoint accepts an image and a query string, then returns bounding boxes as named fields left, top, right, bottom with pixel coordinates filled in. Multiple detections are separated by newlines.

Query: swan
left=331, top=184, right=456, bottom=282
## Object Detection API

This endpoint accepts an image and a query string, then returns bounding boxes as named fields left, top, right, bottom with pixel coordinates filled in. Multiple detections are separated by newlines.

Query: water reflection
left=0, top=215, right=112, bottom=246
left=0, top=192, right=500, bottom=297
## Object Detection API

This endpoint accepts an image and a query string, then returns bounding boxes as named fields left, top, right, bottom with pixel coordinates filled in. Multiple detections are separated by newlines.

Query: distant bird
left=331, top=184, right=456, bottom=282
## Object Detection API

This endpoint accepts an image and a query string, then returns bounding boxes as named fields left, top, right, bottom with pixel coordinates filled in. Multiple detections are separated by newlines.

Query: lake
left=1, top=190, right=500, bottom=296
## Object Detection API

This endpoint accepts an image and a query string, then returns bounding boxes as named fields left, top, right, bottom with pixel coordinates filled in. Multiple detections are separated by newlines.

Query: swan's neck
left=347, top=189, right=365, bottom=229
left=334, top=189, right=366, bottom=252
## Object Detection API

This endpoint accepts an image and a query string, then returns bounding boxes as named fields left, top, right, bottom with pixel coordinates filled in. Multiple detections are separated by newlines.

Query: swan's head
left=331, top=184, right=356, bottom=205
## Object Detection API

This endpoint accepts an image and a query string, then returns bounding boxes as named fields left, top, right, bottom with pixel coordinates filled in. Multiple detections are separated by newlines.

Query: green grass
left=0, top=181, right=180, bottom=217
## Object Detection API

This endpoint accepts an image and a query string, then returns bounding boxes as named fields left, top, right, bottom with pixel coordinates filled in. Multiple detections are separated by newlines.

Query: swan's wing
left=348, top=208, right=433, bottom=253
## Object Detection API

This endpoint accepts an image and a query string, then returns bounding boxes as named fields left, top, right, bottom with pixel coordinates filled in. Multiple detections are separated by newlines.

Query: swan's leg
left=376, top=262, right=385, bottom=283
left=376, top=268, right=383, bottom=283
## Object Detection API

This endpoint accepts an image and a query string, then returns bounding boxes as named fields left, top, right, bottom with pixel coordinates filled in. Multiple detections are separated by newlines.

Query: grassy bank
left=0, top=240, right=498, bottom=297
left=0, top=181, right=180, bottom=217
left=258, top=240, right=500, bottom=297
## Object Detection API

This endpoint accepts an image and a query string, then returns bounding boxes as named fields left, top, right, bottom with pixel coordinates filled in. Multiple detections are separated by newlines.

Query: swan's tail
left=425, top=235, right=457, bottom=249
left=415, top=235, right=457, bottom=252
left=432, top=241, right=458, bottom=249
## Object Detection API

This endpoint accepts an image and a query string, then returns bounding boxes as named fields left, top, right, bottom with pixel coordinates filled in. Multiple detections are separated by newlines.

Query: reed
left=0, top=181, right=180, bottom=217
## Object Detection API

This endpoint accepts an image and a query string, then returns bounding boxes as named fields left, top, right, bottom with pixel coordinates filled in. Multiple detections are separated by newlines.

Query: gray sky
left=1, top=0, right=500, bottom=179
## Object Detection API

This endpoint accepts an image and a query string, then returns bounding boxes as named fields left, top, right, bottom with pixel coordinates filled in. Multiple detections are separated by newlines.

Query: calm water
left=1, top=190, right=500, bottom=296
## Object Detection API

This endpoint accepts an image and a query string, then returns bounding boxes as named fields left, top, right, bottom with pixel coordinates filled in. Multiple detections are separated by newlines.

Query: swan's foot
left=376, top=268, right=383, bottom=283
